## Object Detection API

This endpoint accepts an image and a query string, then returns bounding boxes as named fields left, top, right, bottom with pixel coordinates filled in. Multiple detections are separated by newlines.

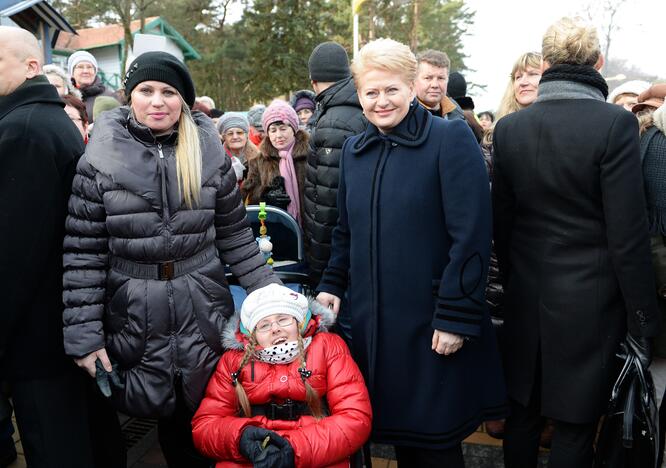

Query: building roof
left=55, top=16, right=200, bottom=60
left=0, top=0, right=76, bottom=34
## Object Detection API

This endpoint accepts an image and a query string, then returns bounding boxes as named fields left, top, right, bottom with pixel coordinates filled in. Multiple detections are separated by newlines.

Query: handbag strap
left=622, top=373, right=637, bottom=448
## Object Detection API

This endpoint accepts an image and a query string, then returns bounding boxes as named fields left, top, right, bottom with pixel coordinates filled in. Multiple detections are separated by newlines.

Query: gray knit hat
left=247, top=105, right=266, bottom=130
left=216, top=112, right=249, bottom=135
left=308, top=41, right=351, bottom=82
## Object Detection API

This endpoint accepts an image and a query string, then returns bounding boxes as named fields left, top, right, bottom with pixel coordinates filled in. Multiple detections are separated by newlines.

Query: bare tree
left=580, top=0, right=630, bottom=63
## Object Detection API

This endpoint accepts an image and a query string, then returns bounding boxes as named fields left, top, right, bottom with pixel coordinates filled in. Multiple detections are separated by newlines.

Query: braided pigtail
left=296, top=333, right=323, bottom=419
left=232, top=334, right=257, bottom=417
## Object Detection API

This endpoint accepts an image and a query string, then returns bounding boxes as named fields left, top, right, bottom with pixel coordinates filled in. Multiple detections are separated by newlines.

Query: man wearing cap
left=304, top=42, right=367, bottom=289
left=0, top=26, right=102, bottom=467
left=414, top=49, right=464, bottom=120
left=68, top=50, right=119, bottom=123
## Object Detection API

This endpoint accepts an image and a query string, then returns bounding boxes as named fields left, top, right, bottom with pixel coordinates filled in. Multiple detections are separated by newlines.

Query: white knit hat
left=67, top=50, right=98, bottom=76
left=240, top=284, right=308, bottom=333
left=607, top=80, right=650, bottom=104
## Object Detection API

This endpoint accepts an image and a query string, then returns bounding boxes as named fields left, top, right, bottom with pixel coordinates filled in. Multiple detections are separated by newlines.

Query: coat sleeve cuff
left=432, top=309, right=482, bottom=338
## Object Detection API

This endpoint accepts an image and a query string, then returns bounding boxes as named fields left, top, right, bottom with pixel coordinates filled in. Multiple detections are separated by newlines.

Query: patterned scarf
left=278, top=138, right=301, bottom=225
left=255, top=337, right=312, bottom=364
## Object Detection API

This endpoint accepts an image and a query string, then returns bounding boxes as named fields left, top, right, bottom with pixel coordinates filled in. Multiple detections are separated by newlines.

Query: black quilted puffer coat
left=63, top=107, right=277, bottom=417
left=303, top=77, right=366, bottom=283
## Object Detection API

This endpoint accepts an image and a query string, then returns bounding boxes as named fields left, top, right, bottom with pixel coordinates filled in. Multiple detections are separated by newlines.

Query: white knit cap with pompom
left=240, top=284, right=308, bottom=333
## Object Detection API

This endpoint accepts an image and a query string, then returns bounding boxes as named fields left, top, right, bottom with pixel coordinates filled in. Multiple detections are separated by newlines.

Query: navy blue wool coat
left=319, top=101, right=506, bottom=448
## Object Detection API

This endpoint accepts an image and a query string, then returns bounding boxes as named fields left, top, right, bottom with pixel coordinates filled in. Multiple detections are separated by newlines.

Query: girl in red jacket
left=192, top=284, right=372, bottom=468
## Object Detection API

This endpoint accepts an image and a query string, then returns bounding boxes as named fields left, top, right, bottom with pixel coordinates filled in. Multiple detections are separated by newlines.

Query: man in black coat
left=303, top=42, right=367, bottom=286
left=0, top=26, right=99, bottom=467
left=492, top=18, right=659, bottom=467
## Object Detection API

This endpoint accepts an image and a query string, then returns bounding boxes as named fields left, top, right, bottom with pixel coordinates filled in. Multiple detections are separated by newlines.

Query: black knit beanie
left=123, top=51, right=196, bottom=107
left=447, top=71, right=467, bottom=99
left=308, top=42, right=351, bottom=83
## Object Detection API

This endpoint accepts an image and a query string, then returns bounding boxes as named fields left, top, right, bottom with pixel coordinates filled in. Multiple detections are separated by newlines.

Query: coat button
left=280, top=375, right=288, bottom=383
left=636, top=310, right=646, bottom=325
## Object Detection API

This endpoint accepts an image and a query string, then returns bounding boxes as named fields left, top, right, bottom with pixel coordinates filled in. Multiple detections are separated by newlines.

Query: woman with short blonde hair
left=318, top=38, right=506, bottom=468
left=493, top=17, right=658, bottom=466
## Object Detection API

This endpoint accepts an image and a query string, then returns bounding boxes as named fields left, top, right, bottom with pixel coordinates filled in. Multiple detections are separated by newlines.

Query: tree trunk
left=368, top=1, right=375, bottom=40
left=410, top=0, right=419, bottom=51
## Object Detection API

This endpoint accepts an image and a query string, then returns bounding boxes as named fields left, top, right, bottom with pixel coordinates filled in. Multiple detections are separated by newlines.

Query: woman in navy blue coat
left=317, top=38, right=506, bottom=467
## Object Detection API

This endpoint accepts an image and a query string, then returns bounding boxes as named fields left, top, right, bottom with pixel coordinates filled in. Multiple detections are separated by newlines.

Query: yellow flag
left=352, top=0, right=368, bottom=14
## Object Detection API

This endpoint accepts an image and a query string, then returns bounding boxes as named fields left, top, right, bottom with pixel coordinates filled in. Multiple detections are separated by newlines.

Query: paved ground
left=7, top=417, right=548, bottom=467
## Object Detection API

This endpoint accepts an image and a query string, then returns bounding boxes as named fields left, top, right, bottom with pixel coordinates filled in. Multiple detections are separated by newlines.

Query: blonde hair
left=636, top=109, right=655, bottom=136
left=542, top=17, right=600, bottom=67
left=482, top=52, right=542, bottom=147
left=495, top=52, right=542, bottom=121
left=176, top=97, right=202, bottom=209
left=351, top=38, right=417, bottom=87
left=232, top=328, right=323, bottom=420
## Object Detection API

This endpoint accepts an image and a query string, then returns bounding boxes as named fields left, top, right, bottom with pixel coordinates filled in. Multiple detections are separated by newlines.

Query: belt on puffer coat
left=109, top=245, right=218, bottom=280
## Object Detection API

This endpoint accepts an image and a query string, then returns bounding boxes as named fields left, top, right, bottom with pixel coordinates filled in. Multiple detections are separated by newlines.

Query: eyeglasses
left=255, top=316, right=295, bottom=333
left=74, top=64, right=95, bottom=71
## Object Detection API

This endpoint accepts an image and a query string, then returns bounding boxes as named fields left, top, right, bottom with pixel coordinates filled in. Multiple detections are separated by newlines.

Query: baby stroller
left=227, top=204, right=311, bottom=308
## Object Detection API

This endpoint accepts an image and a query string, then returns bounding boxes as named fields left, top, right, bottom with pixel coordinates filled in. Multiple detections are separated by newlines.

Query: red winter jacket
left=192, top=317, right=372, bottom=468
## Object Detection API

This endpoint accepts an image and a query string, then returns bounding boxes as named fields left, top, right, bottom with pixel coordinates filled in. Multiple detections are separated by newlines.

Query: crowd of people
left=0, top=13, right=665, bottom=468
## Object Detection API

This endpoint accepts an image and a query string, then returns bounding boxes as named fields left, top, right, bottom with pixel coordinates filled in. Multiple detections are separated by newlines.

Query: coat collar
left=0, top=75, right=63, bottom=121
left=350, top=98, right=431, bottom=154
left=85, top=106, right=224, bottom=211
left=316, top=77, right=360, bottom=110
left=417, top=95, right=458, bottom=117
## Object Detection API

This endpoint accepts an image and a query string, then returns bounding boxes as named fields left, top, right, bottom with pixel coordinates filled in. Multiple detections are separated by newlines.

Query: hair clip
left=297, top=367, right=312, bottom=380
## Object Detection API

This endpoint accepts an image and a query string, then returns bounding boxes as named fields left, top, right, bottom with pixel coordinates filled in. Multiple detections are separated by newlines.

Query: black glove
left=239, top=426, right=294, bottom=468
left=262, top=176, right=291, bottom=210
left=627, top=333, right=652, bottom=368
left=95, top=358, right=123, bottom=397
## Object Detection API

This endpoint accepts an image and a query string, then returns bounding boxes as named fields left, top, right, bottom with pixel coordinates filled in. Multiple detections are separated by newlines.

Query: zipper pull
left=157, top=143, right=164, bottom=159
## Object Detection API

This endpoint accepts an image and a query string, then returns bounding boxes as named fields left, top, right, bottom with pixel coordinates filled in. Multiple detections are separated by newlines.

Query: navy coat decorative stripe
left=319, top=101, right=506, bottom=448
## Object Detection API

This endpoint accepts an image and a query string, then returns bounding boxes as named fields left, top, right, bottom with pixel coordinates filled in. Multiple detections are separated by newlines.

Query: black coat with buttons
left=492, top=96, right=659, bottom=423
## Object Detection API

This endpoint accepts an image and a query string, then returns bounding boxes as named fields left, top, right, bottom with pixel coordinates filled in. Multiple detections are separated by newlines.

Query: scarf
left=278, top=139, right=301, bottom=224
left=255, top=337, right=312, bottom=364
left=640, top=123, right=666, bottom=236
left=537, top=64, right=608, bottom=103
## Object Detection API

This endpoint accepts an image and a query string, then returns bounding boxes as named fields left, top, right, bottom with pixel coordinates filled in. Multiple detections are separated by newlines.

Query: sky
left=463, top=0, right=666, bottom=111
left=226, top=0, right=664, bottom=111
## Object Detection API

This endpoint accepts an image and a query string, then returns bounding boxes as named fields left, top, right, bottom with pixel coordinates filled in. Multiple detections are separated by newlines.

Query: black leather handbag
left=594, top=341, right=660, bottom=468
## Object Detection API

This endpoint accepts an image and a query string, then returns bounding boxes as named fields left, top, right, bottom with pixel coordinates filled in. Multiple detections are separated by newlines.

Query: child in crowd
left=192, top=284, right=372, bottom=467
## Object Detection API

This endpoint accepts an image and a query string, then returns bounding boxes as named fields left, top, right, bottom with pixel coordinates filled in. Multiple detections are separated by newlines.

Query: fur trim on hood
left=222, top=297, right=336, bottom=351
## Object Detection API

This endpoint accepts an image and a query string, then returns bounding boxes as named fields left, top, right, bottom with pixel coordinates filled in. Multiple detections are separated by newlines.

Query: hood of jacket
left=85, top=106, right=225, bottom=212
left=316, top=77, right=362, bottom=112
left=222, top=298, right=336, bottom=350
left=0, top=75, right=64, bottom=121
left=289, top=89, right=316, bottom=109
left=350, top=98, right=432, bottom=154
